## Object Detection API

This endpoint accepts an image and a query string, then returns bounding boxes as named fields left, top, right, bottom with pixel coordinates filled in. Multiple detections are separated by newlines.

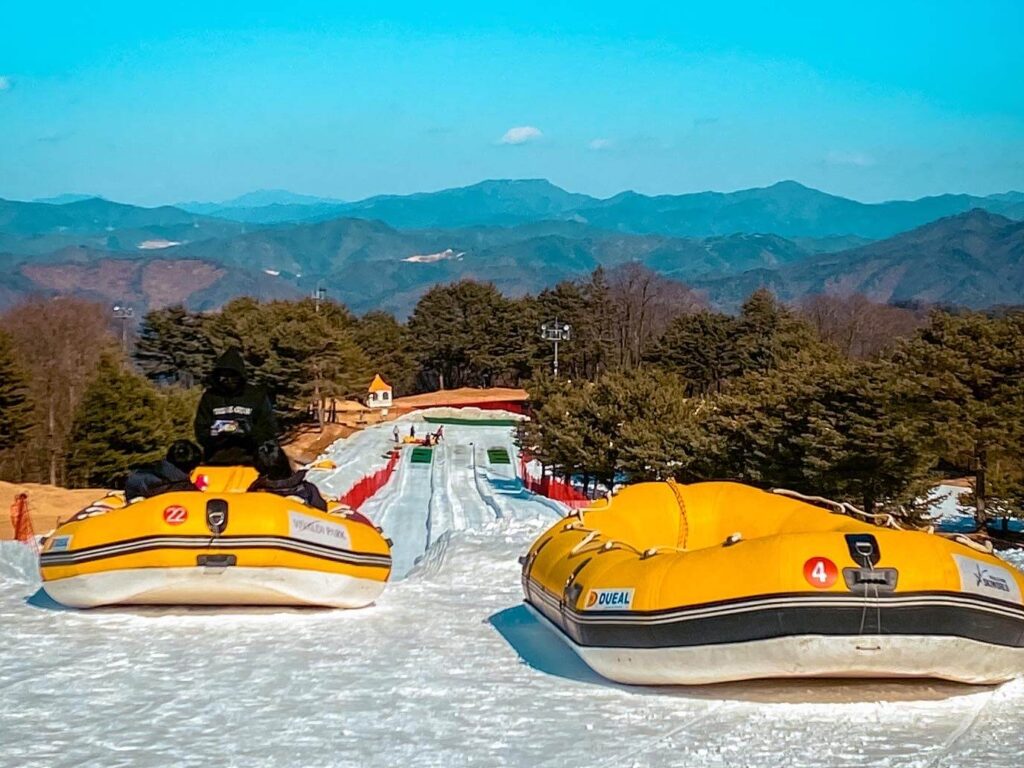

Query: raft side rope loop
left=666, top=479, right=689, bottom=549
left=569, top=530, right=600, bottom=555
left=953, top=534, right=994, bottom=554
left=770, top=488, right=908, bottom=530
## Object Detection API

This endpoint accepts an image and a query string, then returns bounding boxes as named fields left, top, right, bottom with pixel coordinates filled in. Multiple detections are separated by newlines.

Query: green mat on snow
left=423, top=416, right=520, bottom=427
left=486, top=448, right=512, bottom=465
left=410, top=447, right=434, bottom=464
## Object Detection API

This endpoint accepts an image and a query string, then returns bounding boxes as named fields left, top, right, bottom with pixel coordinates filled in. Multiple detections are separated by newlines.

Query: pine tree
left=408, top=281, right=519, bottom=389
left=646, top=311, right=740, bottom=395
left=135, top=305, right=214, bottom=386
left=734, top=288, right=823, bottom=375
left=66, top=354, right=178, bottom=488
left=614, top=370, right=712, bottom=483
left=706, top=354, right=939, bottom=513
left=354, top=311, right=417, bottom=395
left=520, top=376, right=592, bottom=482
left=893, top=310, right=1024, bottom=520
left=0, top=329, right=32, bottom=452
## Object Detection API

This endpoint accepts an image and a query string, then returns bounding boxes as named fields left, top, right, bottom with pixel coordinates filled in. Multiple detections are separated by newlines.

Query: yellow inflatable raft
left=39, top=466, right=392, bottom=609
left=521, top=481, right=1024, bottom=685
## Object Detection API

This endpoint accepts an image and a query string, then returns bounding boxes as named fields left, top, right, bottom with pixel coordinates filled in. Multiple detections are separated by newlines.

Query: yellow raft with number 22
left=39, top=466, right=392, bottom=609
left=521, top=481, right=1024, bottom=685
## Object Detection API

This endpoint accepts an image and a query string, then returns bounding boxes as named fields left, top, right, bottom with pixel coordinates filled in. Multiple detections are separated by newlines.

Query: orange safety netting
left=338, top=451, right=401, bottom=510
left=9, top=493, right=39, bottom=553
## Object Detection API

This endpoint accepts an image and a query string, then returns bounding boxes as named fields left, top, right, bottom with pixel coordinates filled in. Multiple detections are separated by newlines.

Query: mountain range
left=175, top=179, right=1024, bottom=238
left=0, top=179, right=1021, bottom=316
left=694, top=209, right=1024, bottom=311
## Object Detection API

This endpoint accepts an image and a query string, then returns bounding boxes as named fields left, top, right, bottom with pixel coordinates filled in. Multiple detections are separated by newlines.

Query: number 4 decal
left=803, top=557, right=838, bottom=589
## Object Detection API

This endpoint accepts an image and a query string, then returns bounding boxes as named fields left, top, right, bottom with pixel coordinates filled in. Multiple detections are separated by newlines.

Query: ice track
left=313, top=414, right=562, bottom=578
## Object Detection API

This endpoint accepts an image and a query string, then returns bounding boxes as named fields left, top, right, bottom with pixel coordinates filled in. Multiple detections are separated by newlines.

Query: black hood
left=211, top=348, right=247, bottom=381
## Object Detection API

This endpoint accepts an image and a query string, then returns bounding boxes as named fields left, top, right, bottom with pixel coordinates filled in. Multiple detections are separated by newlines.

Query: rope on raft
left=770, top=487, right=909, bottom=530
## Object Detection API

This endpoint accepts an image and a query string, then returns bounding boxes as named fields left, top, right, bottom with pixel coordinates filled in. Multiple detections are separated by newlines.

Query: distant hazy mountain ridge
left=172, top=178, right=1024, bottom=237
left=1, top=179, right=1020, bottom=315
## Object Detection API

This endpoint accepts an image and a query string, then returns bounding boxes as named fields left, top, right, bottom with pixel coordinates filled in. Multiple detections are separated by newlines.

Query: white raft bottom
left=43, top=566, right=386, bottom=609
left=526, top=603, right=1024, bottom=686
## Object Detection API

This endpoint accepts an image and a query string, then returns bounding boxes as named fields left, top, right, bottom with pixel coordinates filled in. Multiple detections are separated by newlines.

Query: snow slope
left=4, top=533, right=1024, bottom=767
left=315, top=414, right=562, bottom=577
left=4, top=417, right=1024, bottom=767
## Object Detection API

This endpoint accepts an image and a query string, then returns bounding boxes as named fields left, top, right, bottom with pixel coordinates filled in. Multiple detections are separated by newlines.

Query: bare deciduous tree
left=0, top=297, right=115, bottom=484
left=606, top=263, right=706, bottom=369
left=799, top=293, right=923, bottom=359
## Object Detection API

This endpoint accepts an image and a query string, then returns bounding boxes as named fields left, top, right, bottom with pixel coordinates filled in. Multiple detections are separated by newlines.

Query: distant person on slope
left=194, top=348, right=278, bottom=466
left=248, top=441, right=327, bottom=511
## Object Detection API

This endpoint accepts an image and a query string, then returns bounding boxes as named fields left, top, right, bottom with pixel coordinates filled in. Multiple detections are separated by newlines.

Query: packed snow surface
left=4, top=415, right=1024, bottom=767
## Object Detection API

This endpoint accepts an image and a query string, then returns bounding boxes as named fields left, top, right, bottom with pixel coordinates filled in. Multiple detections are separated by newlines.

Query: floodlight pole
left=112, top=304, right=134, bottom=352
left=540, top=319, right=572, bottom=378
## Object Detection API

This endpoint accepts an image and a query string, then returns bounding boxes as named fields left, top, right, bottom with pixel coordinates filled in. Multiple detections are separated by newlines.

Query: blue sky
left=2, top=1, right=1022, bottom=205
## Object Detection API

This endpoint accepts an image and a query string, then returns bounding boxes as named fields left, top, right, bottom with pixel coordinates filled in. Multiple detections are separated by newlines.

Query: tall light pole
left=540, top=319, right=571, bottom=378
left=112, top=304, right=134, bottom=352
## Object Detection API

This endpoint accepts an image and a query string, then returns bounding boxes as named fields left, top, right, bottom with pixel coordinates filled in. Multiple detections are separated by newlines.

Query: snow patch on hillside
left=403, top=248, right=465, bottom=264
left=137, top=239, right=181, bottom=250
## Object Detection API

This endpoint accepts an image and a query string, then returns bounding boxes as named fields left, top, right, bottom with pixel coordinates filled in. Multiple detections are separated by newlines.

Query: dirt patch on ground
left=393, top=387, right=528, bottom=408
left=1, top=481, right=106, bottom=538
left=284, top=424, right=359, bottom=465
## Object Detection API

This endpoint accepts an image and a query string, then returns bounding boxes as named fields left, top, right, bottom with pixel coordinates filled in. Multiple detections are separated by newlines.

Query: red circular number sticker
left=163, top=505, right=188, bottom=525
left=803, top=556, right=838, bottom=589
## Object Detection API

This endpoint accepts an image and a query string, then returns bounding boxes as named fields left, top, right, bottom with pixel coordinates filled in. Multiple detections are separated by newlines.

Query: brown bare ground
left=392, top=387, right=528, bottom=408
left=1, top=481, right=106, bottom=539
left=284, top=424, right=359, bottom=465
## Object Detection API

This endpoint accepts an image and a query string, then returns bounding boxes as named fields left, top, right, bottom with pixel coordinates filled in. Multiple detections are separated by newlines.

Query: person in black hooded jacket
left=194, top=348, right=278, bottom=465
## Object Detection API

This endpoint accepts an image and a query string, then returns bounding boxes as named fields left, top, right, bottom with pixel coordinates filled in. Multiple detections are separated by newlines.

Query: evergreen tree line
left=0, top=263, right=1020, bottom=512
left=523, top=292, right=1024, bottom=519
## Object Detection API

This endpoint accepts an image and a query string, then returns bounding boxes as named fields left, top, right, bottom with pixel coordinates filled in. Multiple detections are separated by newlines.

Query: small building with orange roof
left=366, top=374, right=393, bottom=411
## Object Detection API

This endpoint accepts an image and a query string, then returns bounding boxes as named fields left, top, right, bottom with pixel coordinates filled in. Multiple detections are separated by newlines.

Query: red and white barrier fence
left=519, top=456, right=593, bottom=509
left=338, top=451, right=401, bottom=510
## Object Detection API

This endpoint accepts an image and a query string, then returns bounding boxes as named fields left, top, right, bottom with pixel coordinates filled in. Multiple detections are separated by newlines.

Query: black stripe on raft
left=40, top=535, right=392, bottom=569
left=523, top=579, right=1024, bottom=649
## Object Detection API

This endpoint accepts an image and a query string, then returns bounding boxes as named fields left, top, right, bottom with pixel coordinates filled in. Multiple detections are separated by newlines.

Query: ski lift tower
left=540, top=319, right=571, bottom=378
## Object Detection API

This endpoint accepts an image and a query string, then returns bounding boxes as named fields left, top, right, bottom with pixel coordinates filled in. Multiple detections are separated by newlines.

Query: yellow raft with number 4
left=39, top=466, right=392, bottom=609
left=521, top=481, right=1024, bottom=685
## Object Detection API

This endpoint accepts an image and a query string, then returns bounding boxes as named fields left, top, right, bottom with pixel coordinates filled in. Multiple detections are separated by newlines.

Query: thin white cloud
left=588, top=138, right=613, bottom=151
left=825, top=150, right=876, bottom=167
left=0, top=76, right=11, bottom=92
left=499, top=126, right=543, bottom=145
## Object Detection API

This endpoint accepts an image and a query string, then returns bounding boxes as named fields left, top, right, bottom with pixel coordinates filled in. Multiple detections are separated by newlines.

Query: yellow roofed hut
left=367, top=374, right=393, bottom=410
